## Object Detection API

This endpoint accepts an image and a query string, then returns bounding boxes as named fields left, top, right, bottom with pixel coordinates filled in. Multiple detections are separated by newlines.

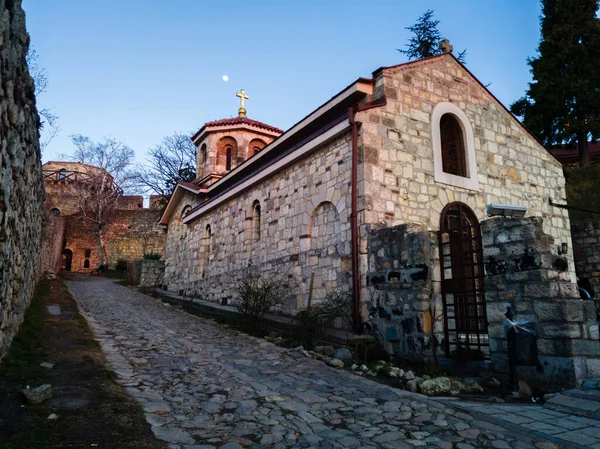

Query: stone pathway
left=454, top=401, right=600, bottom=448
left=66, top=277, right=574, bottom=449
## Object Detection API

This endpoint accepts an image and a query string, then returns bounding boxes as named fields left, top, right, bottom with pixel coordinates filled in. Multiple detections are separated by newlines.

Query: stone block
left=533, top=300, right=584, bottom=323
left=541, top=324, right=582, bottom=339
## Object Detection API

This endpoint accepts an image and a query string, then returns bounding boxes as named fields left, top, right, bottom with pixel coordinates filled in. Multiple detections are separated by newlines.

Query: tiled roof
left=192, top=116, right=283, bottom=141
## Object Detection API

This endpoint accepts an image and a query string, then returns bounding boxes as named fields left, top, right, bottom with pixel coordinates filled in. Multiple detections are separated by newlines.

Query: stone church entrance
left=438, top=202, right=489, bottom=359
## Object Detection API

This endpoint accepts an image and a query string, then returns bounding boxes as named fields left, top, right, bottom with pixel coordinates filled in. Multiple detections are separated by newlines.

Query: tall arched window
left=252, top=201, right=261, bottom=241
left=200, top=144, right=207, bottom=175
left=431, top=102, right=479, bottom=191
left=58, top=168, right=67, bottom=181
left=202, top=224, right=212, bottom=277
left=217, top=137, right=237, bottom=172
left=440, top=114, right=467, bottom=177
left=226, top=147, right=232, bottom=171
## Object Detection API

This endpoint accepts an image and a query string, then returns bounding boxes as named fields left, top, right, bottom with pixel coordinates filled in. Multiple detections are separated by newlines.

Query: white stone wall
left=164, top=133, right=354, bottom=310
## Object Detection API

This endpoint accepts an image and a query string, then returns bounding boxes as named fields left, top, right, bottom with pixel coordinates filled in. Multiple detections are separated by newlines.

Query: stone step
left=544, top=390, right=600, bottom=419
left=582, top=378, right=600, bottom=390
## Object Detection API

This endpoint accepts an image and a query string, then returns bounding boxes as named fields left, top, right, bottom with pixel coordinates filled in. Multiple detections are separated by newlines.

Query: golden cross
left=236, top=89, right=249, bottom=116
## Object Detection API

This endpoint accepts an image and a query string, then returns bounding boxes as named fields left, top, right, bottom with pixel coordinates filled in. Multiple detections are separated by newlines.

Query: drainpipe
left=348, top=106, right=361, bottom=332
left=348, top=97, right=387, bottom=332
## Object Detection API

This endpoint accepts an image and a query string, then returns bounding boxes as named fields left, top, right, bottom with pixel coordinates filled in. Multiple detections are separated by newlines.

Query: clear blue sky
left=23, top=0, right=542, bottom=164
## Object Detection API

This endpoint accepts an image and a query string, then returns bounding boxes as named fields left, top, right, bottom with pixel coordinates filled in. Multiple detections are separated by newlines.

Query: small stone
left=519, top=380, right=532, bottom=399
left=350, top=363, right=358, bottom=370
left=333, top=348, right=353, bottom=363
left=22, top=384, right=52, bottom=404
left=491, top=441, right=510, bottom=449
left=404, top=370, right=415, bottom=380
left=152, top=427, right=194, bottom=444
left=314, top=345, right=335, bottom=356
left=406, top=379, right=419, bottom=392
left=293, top=345, right=304, bottom=352
left=326, top=358, right=344, bottom=369
left=418, top=377, right=452, bottom=395
left=360, top=365, right=369, bottom=371
left=47, top=413, right=58, bottom=420
left=40, top=362, right=55, bottom=369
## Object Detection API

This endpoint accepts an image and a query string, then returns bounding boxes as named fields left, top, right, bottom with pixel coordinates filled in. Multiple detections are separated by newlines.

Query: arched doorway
left=62, top=249, right=73, bottom=272
left=438, top=202, right=488, bottom=359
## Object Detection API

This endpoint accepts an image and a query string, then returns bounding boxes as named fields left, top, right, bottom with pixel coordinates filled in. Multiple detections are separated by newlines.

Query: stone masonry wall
left=105, top=209, right=165, bottom=269
left=357, top=54, right=575, bottom=296
left=365, top=224, right=438, bottom=356
left=572, top=221, right=600, bottom=299
left=165, top=132, right=354, bottom=312
left=0, top=0, right=44, bottom=360
left=140, top=260, right=165, bottom=288
left=482, top=217, right=599, bottom=387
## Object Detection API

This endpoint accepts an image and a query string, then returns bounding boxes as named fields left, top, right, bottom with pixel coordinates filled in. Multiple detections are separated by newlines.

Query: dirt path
left=65, top=276, right=573, bottom=449
left=0, top=278, right=166, bottom=449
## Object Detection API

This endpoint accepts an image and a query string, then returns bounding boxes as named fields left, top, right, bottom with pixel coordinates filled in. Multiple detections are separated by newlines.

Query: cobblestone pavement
left=67, top=277, right=571, bottom=449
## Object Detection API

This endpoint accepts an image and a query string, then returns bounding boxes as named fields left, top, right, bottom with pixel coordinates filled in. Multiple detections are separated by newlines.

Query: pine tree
left=398, top=10, right=466, bottom=63
left=511, top=0, right=600, bottom=167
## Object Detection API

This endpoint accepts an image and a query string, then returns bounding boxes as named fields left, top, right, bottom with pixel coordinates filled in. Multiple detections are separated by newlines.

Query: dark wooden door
left=438, top=202, right=489, bottom=359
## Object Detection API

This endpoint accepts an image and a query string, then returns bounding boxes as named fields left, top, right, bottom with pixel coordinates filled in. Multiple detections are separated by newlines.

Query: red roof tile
left=192, top=116, right=283, bottom=141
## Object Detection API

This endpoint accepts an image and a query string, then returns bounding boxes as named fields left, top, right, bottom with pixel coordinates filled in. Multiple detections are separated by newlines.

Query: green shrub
left=293, top=290, right=352, bottom=347
left=143, top=252, right=161, bottom=260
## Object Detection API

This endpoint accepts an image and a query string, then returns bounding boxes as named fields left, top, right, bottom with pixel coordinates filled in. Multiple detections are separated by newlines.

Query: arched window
left=202, top=224, right=212, bottom=277
left=248, top=138, right=267, bottom=158
left=252, top=201, right=261, bottom=241
left=226, top=147, right=232, bottom=171
left=440, top=114, right=467, bottom=177
left=84, top=259, right=90, bottom=268
left=50, top=208, right=60, bottom=216
left=58, top=168, right=67, bottom=181
left=431, top=102, right=479, bottom=191
left=200, top=144, right=207, bottom=175
left=180, top=205, right=192, bottom=223
left=217, top=137, right=237, bottom=172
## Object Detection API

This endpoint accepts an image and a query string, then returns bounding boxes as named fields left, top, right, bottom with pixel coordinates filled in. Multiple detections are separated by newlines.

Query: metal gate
left=438, top=202, right=489, bottom=359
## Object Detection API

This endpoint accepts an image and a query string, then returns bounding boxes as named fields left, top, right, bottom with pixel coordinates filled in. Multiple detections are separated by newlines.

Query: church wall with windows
left=163, top=132, right=354, bottom=311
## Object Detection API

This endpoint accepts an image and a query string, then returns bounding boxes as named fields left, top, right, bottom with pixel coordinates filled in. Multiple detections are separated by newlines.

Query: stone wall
left=0, top=0, right=45, bottom=360
left=164, top=132, right=354, bottom=312
left=358, top=54, right=575, bottom=287
left=105, top=209, right=165, bottom=269
left=482, top=217, right=599, bottom=387
left=365, top=224, right=436, bottom=356
left=572, top=221, right=600, bottom=299
left=140, top=260, right=165, bottom=288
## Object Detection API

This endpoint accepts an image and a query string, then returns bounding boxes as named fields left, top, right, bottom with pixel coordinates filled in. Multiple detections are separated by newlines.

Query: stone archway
left=62, top=249, right=73, bottom=272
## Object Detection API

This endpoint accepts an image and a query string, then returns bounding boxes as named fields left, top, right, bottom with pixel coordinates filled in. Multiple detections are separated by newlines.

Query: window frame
left=431, top=102, right=479, bottom=191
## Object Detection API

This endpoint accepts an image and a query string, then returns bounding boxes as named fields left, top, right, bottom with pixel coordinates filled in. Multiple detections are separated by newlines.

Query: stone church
left=161, top=51, right=600, bottom=387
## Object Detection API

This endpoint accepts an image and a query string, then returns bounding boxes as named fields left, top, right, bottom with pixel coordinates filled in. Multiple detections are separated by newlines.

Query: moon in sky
left=222, top=75, right=229, bottom=82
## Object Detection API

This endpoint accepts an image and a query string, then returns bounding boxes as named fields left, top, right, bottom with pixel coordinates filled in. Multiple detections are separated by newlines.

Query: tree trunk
left=95, top=226, right=107, bottom=268
left=579, top=132, right=590, bottom=168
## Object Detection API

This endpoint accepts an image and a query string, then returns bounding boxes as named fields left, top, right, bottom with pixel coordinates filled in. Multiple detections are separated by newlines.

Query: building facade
left=41, top=161, right=166, bottom=274
left=161, top=54, right=600, bottom=387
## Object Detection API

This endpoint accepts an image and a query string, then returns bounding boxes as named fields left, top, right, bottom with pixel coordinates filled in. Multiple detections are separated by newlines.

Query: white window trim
left=432, top=102, right=479, bottom=191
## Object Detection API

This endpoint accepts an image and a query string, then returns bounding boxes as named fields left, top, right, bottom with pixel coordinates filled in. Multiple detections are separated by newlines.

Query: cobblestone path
left=67, top=277, right=568, bottom=449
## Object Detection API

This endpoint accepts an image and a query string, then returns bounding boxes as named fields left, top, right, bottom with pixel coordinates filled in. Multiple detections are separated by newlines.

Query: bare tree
left=27, top=48, right=59, bottom=151
left=131, top=132, right=197, bottom=205
left=69, top=135, right=135, bottom=267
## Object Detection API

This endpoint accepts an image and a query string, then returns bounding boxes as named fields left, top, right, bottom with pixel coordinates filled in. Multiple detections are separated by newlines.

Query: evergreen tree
left=398, top=10, right=466, bottom=63
left=511, top=0, right=600, bottom=167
